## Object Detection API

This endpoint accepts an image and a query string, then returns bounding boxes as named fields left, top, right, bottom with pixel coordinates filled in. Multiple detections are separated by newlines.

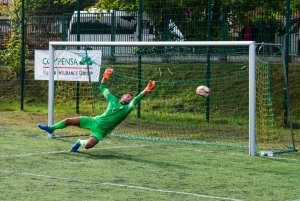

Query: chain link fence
left=0, top=1, right=299, bottom=128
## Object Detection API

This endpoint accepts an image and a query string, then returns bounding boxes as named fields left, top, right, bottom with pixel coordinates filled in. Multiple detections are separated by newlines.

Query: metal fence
left=0, top=1, right=299, bottom=126
left=0, top=18, right=10, bottom=50
left=22, top=7, right=300, bottom=57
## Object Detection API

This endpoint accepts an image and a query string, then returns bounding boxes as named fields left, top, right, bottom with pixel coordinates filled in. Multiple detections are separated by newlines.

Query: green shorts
left=79, top=116, right=107, bottom=141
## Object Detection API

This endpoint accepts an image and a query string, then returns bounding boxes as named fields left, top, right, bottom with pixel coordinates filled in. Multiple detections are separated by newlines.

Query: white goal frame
left=48, top=41, right=257, bottom=156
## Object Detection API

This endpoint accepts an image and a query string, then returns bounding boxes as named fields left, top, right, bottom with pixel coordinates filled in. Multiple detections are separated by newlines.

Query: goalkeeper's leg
left=70, top=136, right=99, bottom=152
left=38, top=117, right=80, bottom=134
left=70, top=117, right=103, bottom=152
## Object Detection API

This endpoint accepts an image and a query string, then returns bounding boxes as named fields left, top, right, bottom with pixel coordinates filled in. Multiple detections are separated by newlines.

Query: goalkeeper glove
left=103, top=68, right=114, bottom=79
left=145, top=80, right=156, bottom=92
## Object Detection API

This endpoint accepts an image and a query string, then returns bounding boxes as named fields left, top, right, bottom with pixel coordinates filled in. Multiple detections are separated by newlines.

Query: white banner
left=34, top=50, right=101, bottom=82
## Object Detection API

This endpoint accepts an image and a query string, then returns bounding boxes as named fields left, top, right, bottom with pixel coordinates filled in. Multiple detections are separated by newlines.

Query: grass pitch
left=0, top=111, right=299, bottom=201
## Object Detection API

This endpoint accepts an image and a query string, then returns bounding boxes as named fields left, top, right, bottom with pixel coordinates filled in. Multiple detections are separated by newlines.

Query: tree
left=82, top=0, right=290, bottom=41
left=0, top=0, right=24, bottom=74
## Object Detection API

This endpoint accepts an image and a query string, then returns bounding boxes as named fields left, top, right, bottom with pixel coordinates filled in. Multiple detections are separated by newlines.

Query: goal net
left=48, top=41, right=295, bottom=156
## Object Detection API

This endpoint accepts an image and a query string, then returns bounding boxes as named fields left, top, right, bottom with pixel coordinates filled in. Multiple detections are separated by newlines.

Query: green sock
left=49, top=121, right=67, bottom=131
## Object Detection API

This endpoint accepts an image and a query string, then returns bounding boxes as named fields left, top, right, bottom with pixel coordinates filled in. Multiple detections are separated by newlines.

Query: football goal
left=47, top=41, right=294, bottom=157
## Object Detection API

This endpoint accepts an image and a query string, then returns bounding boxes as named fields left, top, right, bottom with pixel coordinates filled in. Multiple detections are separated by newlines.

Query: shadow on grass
left=75, top=150, right=189, bottom=170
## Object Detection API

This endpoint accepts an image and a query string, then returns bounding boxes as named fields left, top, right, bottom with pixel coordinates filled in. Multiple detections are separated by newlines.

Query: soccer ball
left=196, top=85, right=210, bottom=97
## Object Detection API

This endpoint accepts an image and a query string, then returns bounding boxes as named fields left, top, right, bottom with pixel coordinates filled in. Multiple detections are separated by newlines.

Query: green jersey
left=80, top=83, right=144, bottom=141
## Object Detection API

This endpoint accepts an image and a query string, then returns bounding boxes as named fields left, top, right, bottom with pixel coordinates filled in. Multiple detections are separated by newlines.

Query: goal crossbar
left=49, top=41, right=255, bottom=47
left=48, top=41, right=257, bottom=156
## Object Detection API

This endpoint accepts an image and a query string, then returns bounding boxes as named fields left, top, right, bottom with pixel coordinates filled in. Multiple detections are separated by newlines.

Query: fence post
left=76, top=0, right=81, bottom=114
left=20, top=0, right=25, bottom=111
left=221, top=5, right=228, bottom=61
left=205, top=0, right=212, bottom=122
left=284, top=0, right=291, bottom=127
left=111, top=10, right=116, bottom=56
left=137, top=0, right=143, bottom=118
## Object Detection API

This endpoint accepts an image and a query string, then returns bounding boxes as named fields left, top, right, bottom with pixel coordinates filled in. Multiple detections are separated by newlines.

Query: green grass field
left=0, top=111, right=299, bottom=201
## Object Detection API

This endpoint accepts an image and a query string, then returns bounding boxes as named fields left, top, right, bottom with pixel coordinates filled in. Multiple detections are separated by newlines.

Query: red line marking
left=43, top=66, right=92, bottom=70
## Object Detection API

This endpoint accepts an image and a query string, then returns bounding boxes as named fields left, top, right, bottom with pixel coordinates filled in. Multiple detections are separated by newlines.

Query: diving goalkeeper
left=38, top=68, right=156, bottom=152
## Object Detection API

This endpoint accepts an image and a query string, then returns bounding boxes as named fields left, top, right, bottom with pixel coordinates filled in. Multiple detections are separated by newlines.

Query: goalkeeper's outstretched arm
left=127, top=80, right=156, bottom=110
left=99, top=68, right=117, bottom=101
left=101, top=68, right=114, bottom=84
left=141, top=80, right=156, bottom=95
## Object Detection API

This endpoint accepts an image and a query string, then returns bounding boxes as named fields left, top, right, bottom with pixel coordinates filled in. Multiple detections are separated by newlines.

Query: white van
left=67, top=10, right=184, bottom=55
left=67, top=10, right=155, bottom=41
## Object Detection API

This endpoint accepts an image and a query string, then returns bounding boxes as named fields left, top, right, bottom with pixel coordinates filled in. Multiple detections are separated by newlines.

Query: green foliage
left=0, top=42, right=31, bottom=80
left=0, top=38, right=21, bottom=78
left=92, top=0, right=138, bottom=11
left=292, top=0, right=300, bottom=9
left=58, top=0, right=138, bottom=12
left=23, top=0, right=95, bottom=15
left=0, top=31, right=9, bottom=50
left=0, top=0, right=22, bottom=76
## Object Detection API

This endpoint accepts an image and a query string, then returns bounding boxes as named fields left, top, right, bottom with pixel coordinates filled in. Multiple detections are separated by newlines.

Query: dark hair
left=124, top=92, right=133, bottom=97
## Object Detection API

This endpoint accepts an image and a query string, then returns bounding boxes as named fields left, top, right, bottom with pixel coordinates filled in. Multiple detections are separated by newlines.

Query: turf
left=0, top=110, right=299, bottom=201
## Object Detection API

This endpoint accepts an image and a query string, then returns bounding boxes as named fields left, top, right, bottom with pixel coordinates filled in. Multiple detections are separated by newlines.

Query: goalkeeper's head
left=120, top=93, right=133, bottom=105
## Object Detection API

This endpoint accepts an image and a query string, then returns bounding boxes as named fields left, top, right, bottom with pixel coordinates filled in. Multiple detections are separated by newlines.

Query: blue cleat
left=70, top=139, right=81, bottom=152
left=38, top=124, right=53, bottom=134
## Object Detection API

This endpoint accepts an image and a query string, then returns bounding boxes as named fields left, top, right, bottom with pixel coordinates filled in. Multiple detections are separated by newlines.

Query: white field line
left=1, top=145, right=298, bottom=162
left=262, top=156, right=299, bottom=162
left=0, top=144, right=155, bottom=158
left=0, top=169, right=242, bottom=201
left=177, top=148, right=300, bottom=162
left=228, top=153, right=299, bottom=162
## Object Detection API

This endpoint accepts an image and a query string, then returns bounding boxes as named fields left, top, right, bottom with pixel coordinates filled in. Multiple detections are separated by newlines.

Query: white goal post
left=48, top=41, right=257, bottom=156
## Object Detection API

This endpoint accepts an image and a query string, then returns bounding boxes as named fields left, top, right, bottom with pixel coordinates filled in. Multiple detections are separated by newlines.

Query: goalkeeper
left=38, top=68, right=156, bottom=152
